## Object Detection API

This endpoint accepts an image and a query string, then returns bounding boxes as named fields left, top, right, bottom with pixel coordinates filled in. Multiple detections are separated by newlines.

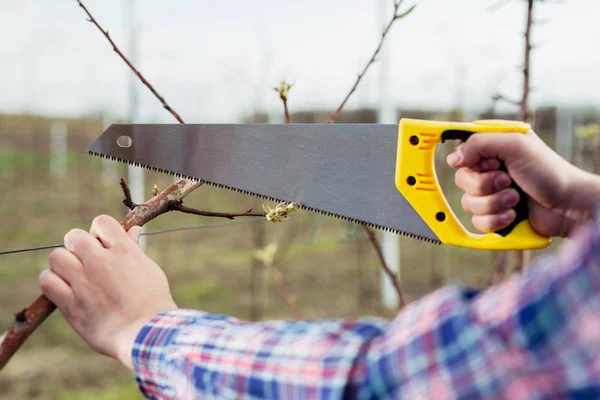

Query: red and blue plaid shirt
left=132, top=213, right=600, bottom=399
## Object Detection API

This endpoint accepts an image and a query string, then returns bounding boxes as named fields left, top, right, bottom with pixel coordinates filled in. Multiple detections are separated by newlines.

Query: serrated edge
left=90, top=150, right=441, bottom=245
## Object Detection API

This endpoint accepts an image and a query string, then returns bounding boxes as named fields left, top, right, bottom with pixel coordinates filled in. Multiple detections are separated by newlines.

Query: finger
left=455, top=168, right=512, bottom=196
left=89, top=214, right=128, bottom=249
left=64, top=228, right=103, bottom=263
left=447, top=133, right=525, bottom=169
left=461, top=189, right=519, bottom=216
left=48, top=248, right=83, bottom=285
left=471, top=210, right=516, bottom=233
left=39, top=269, right=74, bottom=311
left=454, top=158, right=500, bottom=176
left=447, top=143, right=470, bottom=168
left=127, top=226, right=142, bottom=245
left=478, top=159, right=500, bottom=172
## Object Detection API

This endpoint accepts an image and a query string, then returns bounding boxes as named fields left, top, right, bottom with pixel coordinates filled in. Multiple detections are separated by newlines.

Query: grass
left=58, top=379, right=143, bottom=400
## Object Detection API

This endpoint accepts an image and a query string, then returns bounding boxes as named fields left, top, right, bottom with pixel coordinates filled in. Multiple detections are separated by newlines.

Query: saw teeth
left=89, top=151, right=441, bottom=245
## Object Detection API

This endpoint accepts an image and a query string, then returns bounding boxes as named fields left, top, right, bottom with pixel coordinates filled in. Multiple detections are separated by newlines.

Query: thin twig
left=274, top=80, right=293, bottom=123
left=120, top=178, right=137, bottom=209
left=252, top=243, right=304, bottom=319
left=491, top=93, right=520, bottom=106
left=490, top=251, right=507, bottom=285
left=282, top=98, right=291, bottom=124
left=265, top=262, right=304, bottom=320
left=168, top=200, right=266, bottom=220
left=325, top=2, right=415, bottom=124
left=514, top=0, right=534, bottom=273
left=518, top=0, right=534, bottom=123
left=322, top=2, right=412, bottom=309
left=76, top=0, right=184, bottom=123
left=362, top=226, right=406, bottom=309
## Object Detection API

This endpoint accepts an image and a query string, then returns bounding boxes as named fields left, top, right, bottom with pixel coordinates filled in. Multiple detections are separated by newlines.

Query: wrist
left=567, top=170, right=600, bottom=214
left=115, top=302, right=179, bottom=371
left=115, top=324, right=142, bottom=371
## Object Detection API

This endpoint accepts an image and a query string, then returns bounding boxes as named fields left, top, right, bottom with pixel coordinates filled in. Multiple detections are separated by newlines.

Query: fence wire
left=0, top=218, right=267, bottom=256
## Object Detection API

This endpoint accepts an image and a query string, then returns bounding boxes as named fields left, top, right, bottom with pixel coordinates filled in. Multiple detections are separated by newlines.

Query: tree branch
left=518, top=0, right=534, bottom=123
left=120, top=178, right=137, bottom=209
left=168, top=200, right=266, bottom=220
left=0, top=178, right=203, bottom=369
left=274, top=80, right=293, bottom=123
left=321, top=3, right=411, bottom=309
left=514, top=0, right=534, bottom=273
left=325, top=2, right=415, bottom=124
left=362, top=226, right=405, bottom=309
left=491, top=93, right=521, bottom=106
left=252, top=243, right=304, bottom=319
left=266, top=262, right=304, bottom=320
left=76, top=0, right=184, bottom=123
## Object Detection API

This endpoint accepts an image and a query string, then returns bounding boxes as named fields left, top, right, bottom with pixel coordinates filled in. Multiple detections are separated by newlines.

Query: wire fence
left=0, top=219, right=267, bottom=256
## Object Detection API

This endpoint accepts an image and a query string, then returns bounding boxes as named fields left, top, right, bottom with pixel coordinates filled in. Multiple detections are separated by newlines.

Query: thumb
left=446, top=132, right=526, bottom=169
left=127, top=225, right=142, bottom=245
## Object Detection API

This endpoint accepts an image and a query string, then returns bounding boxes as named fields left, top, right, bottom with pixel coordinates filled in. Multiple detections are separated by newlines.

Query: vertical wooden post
left=377, top=0, right=401, bottom=310
left=50, top=120, right=68, bottom=177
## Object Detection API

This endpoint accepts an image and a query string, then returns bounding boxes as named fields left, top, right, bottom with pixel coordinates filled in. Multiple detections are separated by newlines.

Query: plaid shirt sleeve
left=132, top=213, right=600, bottom=400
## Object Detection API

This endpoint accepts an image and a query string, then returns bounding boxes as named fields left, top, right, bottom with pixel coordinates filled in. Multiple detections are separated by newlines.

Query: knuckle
left=455, top=169, right=467, bottom=189
left=471, top=216, right=490, bottom=233
left=48, top=249, right=61, bottom=267
left=461, top=193, right=472, bottom=212
left=113, top=241, right=129, bottom=253
left=92, top=214, right=113, bottom=228
left=63, top=228, right=76, bottom=244
left=472, top=174, right=490, bottom=194
left=64, top=228, right=86, bottom=245
left=87, top=252, right=108, bottom=267
left=479, top=192, right=504, bottom=215
left=39, top=269, right=51, bottom=288
left=471, top=171, right=502, bottom=196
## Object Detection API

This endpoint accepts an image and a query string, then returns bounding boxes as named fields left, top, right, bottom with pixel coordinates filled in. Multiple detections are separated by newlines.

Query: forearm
left=352, top=213, right=600, bottom=399
left=568, top=170, right=600, bottom=215
left=131, top=210, right=600, bottom=399
left=131, top=310, right=388, bottom=399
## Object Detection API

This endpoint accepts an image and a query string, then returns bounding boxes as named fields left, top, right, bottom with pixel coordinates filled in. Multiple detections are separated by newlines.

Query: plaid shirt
left=132, top=214, right=600, bottom=399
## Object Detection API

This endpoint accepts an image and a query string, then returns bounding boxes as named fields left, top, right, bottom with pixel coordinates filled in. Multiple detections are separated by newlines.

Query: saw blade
left=89, top=123, right=440, bottom=244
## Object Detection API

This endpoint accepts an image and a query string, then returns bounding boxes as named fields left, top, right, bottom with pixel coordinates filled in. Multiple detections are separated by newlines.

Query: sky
left=0, top=0, right=598, bottom=123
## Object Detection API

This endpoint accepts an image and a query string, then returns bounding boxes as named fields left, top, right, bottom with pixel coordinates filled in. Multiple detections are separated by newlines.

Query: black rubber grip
left=441, top=129, right=528, bottom=237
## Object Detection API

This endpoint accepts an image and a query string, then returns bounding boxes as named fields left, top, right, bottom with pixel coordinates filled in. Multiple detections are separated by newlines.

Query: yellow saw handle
left=395, top=118, right=551, bottom=250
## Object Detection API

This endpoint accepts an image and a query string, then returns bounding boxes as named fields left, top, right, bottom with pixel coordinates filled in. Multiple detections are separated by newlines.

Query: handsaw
left=88, top=118, right=551, bottom=250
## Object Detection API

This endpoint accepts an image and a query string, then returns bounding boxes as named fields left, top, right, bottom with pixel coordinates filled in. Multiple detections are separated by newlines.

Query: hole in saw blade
left=116, top=135, right=132, bottom=148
